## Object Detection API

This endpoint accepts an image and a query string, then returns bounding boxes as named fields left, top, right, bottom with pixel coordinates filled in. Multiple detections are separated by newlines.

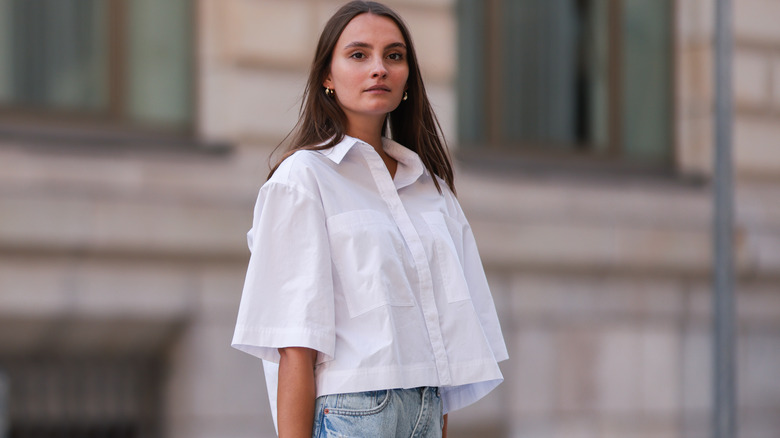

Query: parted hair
left=268, top=0, right=455, bottom=194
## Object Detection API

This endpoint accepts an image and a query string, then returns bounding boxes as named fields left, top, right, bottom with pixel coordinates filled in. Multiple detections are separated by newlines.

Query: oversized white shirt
left=232, top=135, right=508, bottom=427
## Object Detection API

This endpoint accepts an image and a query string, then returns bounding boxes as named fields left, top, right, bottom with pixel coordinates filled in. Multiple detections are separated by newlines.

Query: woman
left=232, top=2, right=508, bottom=437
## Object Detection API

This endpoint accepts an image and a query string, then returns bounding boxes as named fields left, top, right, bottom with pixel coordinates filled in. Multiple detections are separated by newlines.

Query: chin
left=357, top=107, right=399, bottom=116
left=343, top=102, right=402, bottom=119
left=370, top=102, right=402, bottom=113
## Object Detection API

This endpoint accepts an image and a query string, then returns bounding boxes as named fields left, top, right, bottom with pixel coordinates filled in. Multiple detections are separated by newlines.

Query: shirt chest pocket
left=421, top=212, right=471, bottom=303
left=327, top=210, right=416, bottom=318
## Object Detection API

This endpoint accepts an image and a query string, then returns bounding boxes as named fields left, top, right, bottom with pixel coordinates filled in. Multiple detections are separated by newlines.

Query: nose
left=371, top=59, right=388, bottom=78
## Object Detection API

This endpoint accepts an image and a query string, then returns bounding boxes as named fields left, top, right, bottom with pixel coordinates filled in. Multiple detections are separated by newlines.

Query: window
left=457, top=0, right=672, bottom=165
left=0, top=0, right=193, bottom=132
left=0, top=356, right=161, bottom=438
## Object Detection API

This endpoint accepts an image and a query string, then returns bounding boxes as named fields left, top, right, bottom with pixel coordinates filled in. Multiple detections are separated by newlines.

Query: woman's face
left=324, top=13, right=409, bottom=130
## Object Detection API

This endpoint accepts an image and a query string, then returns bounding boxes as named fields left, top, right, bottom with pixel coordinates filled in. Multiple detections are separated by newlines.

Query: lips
left=365, top=85, right=391, bottom=92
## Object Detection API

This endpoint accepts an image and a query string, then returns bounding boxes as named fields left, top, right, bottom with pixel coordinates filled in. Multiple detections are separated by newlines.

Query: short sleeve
left=231, top=181, right=336, bottom=364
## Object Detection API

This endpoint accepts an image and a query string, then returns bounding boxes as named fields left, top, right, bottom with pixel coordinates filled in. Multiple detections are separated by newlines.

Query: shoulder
left=271, top=149, right=331, bottom=183
left=265, top=149, right=334, bottom=198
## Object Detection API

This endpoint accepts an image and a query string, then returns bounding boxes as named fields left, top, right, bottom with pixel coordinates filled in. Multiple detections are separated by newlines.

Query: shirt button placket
left=359, top=146, right=452, bottom=385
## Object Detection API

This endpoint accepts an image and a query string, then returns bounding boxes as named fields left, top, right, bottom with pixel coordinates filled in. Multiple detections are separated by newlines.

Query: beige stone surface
left=0, top=193, right=248, bottom=257
left=774, top=56, right=780, bottom=109
left=0, top=257, right=72, bottom=316
left=739, top=331, right=780, bottom=409
left=457, top=170, right=712, bottom=227
left=385, top=0, right=453, bottom=7
left=0, top=255, right=196, bottom=355
left=196, top=0, right=456, bottom=142
left=600, top=419, right=681, bottom=438
left=676, top=43, right=712, bottom=119
left=505, top=420, right=552, bottom=438
left=735, top=116, right=780, bottom=176
left=676, top=115, right=714, bottom=176
left=446, top=375, right=507, bottom=432
left=736, top=195, right=780, bottom=275
left=735, top=0, right=780, bottom=41
left=684, top=283, right=712, bottom=322
left=509, top=274, right=600, bottom=319
left=199, top=65, right=306, bottom=142
left=737, top=182, right=780, bottom=228
left=0, top=196, right=94, bottom=249
left=197, top=0, right=220, bottom=63
left=196, top=264, right=249, bottom=322
left=555, top=419, right=601, bottom=438
left=675, top=41, right=713, bottom=177
left=681, top=327, right=711, bottom=413
left=506, top=273, right=691, bottom=434
left=221, top=0, right=317, bottom=69
left=509, top=327, right=555, bottom=415
left=313, top=0, right=348, bottom=29
left=452, top=163, right=779, bottom=277
left=425, top=82, right=456, bottom=143
left=165, top=320, right=273, bottom=434
left=597, top=326, right=644, bottom=414
left=198, top=65, right=237, bottom=141
left=168, top=420, right=276, bottom=438
left=0, top=144, right=261, bottom=201
left=556, top=328, right=599, bottom=413
left=2, top=1, right=780, bottom=437
left=746, top=231, right=780, bottom=276
left=512, top=275, right=683, bottom=322
left=734, top=50, right=771, bottom=109
left=72, top=260, right=193, bottom=316
left=677, top=0, right=714, bottom=43
left=640, top=328, right=681, bottom=413
left=473, top=220, right=711, bottom=273
left=393, top=3, right=455, bottom=83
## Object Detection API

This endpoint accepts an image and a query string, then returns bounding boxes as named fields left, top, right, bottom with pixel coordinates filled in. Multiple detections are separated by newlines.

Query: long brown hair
left=268, top=0, right=455, bottom=194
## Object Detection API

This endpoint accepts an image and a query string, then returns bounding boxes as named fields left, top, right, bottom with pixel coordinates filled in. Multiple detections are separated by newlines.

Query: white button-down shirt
left=232, top=135, right=508, bottom=426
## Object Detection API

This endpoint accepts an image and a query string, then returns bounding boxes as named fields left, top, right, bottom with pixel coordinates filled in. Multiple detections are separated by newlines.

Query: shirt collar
left=382, top=137, right=425, bottom=188
left=317, top=135, right=426, bottom=187
left=317, top=135, right=361, bottom=164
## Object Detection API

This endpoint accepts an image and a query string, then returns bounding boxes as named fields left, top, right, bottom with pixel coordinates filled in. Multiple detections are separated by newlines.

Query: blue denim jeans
left=312, top=387, right=443, bottom=438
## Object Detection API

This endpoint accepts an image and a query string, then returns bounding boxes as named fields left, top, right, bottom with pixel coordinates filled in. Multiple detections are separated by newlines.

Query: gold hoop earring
left=325, top=87, right=334, bottom=97
left=403, top=91, right=408, bottom=101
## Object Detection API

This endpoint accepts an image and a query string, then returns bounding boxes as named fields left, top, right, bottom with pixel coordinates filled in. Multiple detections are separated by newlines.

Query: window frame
left=0, top=354, right=163, bottom=438
left=0, top=0, right=199, bottom=139
left=455, top=0, right=676, bottom=170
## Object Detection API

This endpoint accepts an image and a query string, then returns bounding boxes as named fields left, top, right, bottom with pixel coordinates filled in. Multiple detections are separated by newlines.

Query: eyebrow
left=343, top=41, right=407, bottom=51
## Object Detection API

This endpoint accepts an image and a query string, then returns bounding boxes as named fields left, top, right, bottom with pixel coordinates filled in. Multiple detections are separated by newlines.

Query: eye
left=350, top=52, right=366, bottom=60
left=388, top=52, right=404, bottom=61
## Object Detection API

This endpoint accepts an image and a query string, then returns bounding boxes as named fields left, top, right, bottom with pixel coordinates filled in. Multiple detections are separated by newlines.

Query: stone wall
left=458, top=0, right=780, bottom=436
left=0, top=1, right=778, bottom=437
left=678, top=0, right=780, bottom=177
left=451, top=168, right=780, bottom=437
left=197, top=0, right=455, bottom=146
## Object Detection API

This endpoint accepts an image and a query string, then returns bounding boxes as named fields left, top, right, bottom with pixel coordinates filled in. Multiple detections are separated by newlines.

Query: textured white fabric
left=232, top=135, right=508, bottom=427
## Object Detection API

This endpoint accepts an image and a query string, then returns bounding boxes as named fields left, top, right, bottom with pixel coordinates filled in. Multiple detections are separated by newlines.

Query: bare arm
left=277, top=347, right=318, bottom=438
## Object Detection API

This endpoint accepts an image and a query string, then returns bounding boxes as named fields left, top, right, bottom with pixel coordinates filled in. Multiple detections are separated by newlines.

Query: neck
left=346, top=118, right=397, bottom=178
left=345, top=117, right=385, bottom=152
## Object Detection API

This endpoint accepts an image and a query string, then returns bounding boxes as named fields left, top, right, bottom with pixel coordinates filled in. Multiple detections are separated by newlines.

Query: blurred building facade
left=0, top=0, right=778, bottom=437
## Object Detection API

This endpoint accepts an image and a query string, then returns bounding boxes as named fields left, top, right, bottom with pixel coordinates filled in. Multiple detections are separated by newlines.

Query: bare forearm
left=277, top=347, right=317, bottom=438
